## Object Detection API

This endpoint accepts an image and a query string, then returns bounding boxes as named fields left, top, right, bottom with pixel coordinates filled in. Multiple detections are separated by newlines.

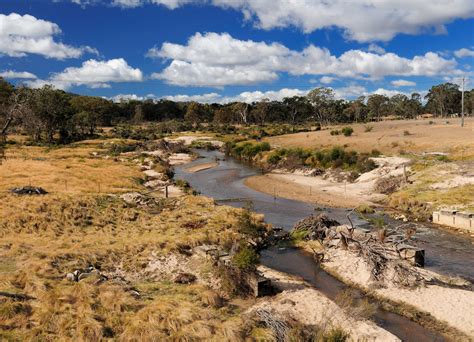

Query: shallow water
left=174, top=149, right=472, bottom=340
left=175, top=149, right=474, bottom=281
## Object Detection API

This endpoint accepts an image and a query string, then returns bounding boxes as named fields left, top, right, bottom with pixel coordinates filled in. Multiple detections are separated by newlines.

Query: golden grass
left=1, top=140, right=142, bottom=194
left=266, top=118, right=474, bottom=158
left=0, top=142, right=258, bottom=340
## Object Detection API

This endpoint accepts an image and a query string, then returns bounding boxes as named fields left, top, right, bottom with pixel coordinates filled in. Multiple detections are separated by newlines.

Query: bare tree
left=232, top=102, right=250, bottom=125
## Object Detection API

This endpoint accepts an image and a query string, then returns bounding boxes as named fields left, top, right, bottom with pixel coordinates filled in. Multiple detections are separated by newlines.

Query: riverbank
left=245, top=173, right=370, bottom=208
left=300, top=244, right=474, bottom=339
left=244, top=156, right=410, bottom=208
left=174, top=148, right=474, bottom=340
left=254, top=266, right=400, bottom=341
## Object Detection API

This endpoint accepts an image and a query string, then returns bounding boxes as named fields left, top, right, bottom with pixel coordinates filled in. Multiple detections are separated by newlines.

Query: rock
left=144, top=179, right=168, bottom=188
left=66, top=273, right=76, bottom=282
left=143, top=169, right=163, bottom=179
left=10, top=186, right=48, bottom=195
left=78, top=269, right=99, bottom=281
left=120, top=192, right=155, bottom=207
left=281, top=299, right=296, bottom=306
left=174, top=273, right=197, bottom=284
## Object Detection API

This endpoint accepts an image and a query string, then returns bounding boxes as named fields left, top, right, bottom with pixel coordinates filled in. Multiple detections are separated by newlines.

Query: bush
left=231, top=141, right=271, bottom=160
left=236, top=205, right=264, bottom=237
left=364, top=124, right=373, bottom=132
left=107, top=142, right=140, bottom=155
left=341, top=126, right=354, bottom=137
left=232, top=245, right=259, bottom=270
left=330, top=129, right=340, bottom=136
left=374, top=175, right=404, bottom=194
left=370, top=149, right=381, bottom=157
left=403, top=130, right=411, bottom=136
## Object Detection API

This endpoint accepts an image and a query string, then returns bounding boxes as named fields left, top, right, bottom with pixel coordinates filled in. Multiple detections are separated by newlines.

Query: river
left=174, top=149, right=473, bottom=341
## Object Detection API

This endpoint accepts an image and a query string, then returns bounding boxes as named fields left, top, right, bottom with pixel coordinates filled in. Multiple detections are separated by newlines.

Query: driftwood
left=292, top=213, right=426, bottom=286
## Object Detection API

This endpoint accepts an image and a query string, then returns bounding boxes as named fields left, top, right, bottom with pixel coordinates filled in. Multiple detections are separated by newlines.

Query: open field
left=0, top=137, right=142, bottom=194
left=266, top=118, right=474, bottom=159
left=0, top=140, right=263, bottom=340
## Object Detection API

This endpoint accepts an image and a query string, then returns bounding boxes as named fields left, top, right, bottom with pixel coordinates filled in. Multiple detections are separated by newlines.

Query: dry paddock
left=266, top=118, right=474, bottom=158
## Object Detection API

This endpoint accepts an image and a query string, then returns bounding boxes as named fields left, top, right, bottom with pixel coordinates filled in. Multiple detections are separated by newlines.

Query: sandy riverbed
left=244, top=156, right=410, bottom=208
left=254, top=266, right=400, bottom=341
left=185, top=162, right=218, bottom=173
left=321, top=248, right=474, bottom=338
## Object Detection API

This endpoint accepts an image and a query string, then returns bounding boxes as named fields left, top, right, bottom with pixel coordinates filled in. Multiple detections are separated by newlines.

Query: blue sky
left=1, top=0, right=473, bottom=103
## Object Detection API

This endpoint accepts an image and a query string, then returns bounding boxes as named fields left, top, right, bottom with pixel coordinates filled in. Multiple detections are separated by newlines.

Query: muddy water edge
left=174, top=149, right=467, bottom=341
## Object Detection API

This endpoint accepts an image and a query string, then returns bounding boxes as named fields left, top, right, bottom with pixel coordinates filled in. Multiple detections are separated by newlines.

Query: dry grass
left=0, top=142, right=259, bottom=340
left=266, top=118, right=474, bottom=158
left=1, top=138, right=142, bottom=194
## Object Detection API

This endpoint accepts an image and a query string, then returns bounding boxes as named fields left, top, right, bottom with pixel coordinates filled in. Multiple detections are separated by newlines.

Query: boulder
left=174, top=273, right=197, bottom=284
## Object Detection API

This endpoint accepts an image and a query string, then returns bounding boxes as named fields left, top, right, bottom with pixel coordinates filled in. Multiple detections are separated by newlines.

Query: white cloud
left=454, top=48, right=474, bottom=58
left=111, top=0, right=142, bottom=8
left=27, top=58, right=143, bottom=90
left=223, top=88, right=309, bottom=103
left=333, top=85, right=368, bottom=99
left=391, top=79, right=416, bottom=87
left=368, top=44, right=386, bottom=54
left=150, top=32, right=461, bottom=87
left=0, top=13, right=97, bottom=59
left=113, top=84, right=430, bottom=105
left=211, top=0, right=474, bottom=42
left=150, top=0, right=195, bottom=9
left=73, top=1, right=474, bottom=42
left=162, top=92, right=222, bottom=102
left=320, top=76, right=336, bottom=84
left=0, top=70, right=37, bottom=79
left=372, top=88, right=409, bottom=98
left=110, top=93, right=148, bottom=102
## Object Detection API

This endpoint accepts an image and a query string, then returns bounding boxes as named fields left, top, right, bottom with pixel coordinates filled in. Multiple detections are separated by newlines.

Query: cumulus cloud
left=454, top=48, right=474, bottom=58
left=0, top=13, right=97, bottom=59
left=320, top=76, right=336, bottom=84
left=149, top=32, right=460, bottom=87
left=0, top=70, right=37, bottom=79
left=391, top=79, right=416, bottom=87
left=112, top=83, right=429, bottom=106
left=162, top=92, right=222, bottom=102
left=212, top=0, right=474, bottom=42
left=27, top=58, right=143, bottom=90
left=368, top=44, right=386, bottom=54
left=223, top=88, right=309, bottom=103
left=69, top=1, right=474, bottom=42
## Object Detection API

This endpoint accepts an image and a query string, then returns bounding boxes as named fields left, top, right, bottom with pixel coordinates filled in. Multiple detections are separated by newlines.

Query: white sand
left=185, top=162, right=218, bottom=173
left=166, top=135, right=224, bottom=148
left=322, top=248, right=474, bottom=338
left=247, top=156, right=410, bottom=206
left=168, top=153, right=194, bottom=165
left=255, top=266, right=400, bottom=341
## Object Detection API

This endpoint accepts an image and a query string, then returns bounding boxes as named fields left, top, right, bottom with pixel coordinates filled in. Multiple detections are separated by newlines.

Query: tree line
left=0, top=77, right=472, bottom=146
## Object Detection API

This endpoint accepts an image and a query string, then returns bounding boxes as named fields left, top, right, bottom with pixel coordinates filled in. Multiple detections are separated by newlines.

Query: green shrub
left=232, top=245, right=259, bottom=270
left=370, top=149, right=381, bottom=157
left=436, top=155, right=450, bottom=162
left=341, top=126, right=354, bottom=136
